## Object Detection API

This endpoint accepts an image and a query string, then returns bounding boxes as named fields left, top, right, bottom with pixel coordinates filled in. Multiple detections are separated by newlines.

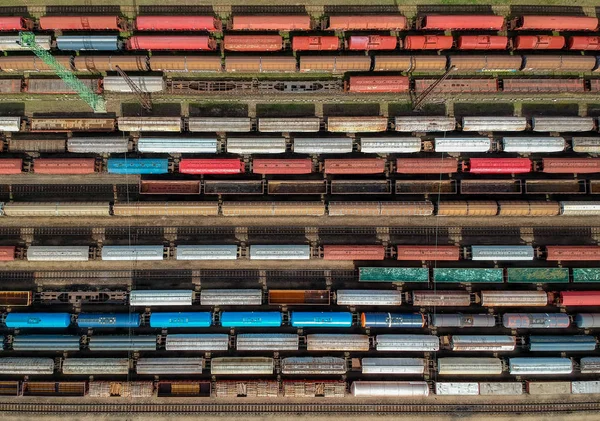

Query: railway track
left=0, top=401, right=598, bottom=414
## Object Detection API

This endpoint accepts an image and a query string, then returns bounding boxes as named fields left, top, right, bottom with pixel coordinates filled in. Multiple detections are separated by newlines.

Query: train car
left=252, top=159, right=313, bottom=175
left=0, top=158, right=23, bottom=175
left=328, top=201, right=433, bottom=217
left=136, top=358, right=204, bottom=375
left=436, top=382, right=479, bottom=396
left=0, top=246, right=16, bottom=261
left=200, top=289, right=262, bottom=306
left=324, top=159, right=386, bottom=174
left=502, top=313, right=570, bottom=329
left=226, top=137, right=286, bottom=154
left=149, top=55, right=222, bottom=72
left=101, top=245, right=164, bottom=261
left=502, top=137, right=566, bottom=152
left=103, top=76, right=164, bottom=93
left=415, top=79, right=498, bottom=95
left=223, top=35, right=282, bottom=52
left=572, top=381, right=600, bottom=394
left=497, top=201, right=560, bottom=217
left=560, top=201, right=600, bottom=216
left=293, top=137, right=353, bottom=153
left=514, top=36, right=565, bottom=50
left=396, top=245, right=460, bottom=261
left=417, top=15, right=505, bottom=30
left=112, top=202, right=219, bottom=217
left=72, top=55, right=149, bottom=72
left=327, top=116, right=388, bottom=132
left=512, top=15, right=598, bottom=31
left=404, top=35, right=453, bottom=50
left=221, top=201, right=325, bottom=216
left=362, top=358, right=425, bottom=374
left=135, top=15, right=221, bottom=31
left=165, top=334, right=229, bottom=351
left=546, top=246, right=600, bottom=261
left=137, top=137, right=217, bottom=154
left=336, top=290, right=402, bottom=306
left=361, top=313, right=425, bottom=328
left=580, top=357, right=600, bottom=373
left=87, top=335, right=157, bottom=351
left=176, top=245, right=238, bottom=261
left=359, top=137, right=420, bottom=153
left=0, top=358, right=55, bottom=375
left=1, top=202, right=110, bottom=217
left=347, top=35, right=397, bottom=51
left=457, top=35, right=508, bottom=50
left=258, top=118, right=320, bottom=133
left=56, top=36, right=118, bottom=51
left=12, top=335, right=81, bottom=351
left=292, top=36, right=339, bottom=51
left=376, top=334, right=439, bottom=351
left=127, top=36, right=216, bottom=51
left=67, top=137, right=128, bottom=153
left=88, top=381, right=153, bottom=397
left=374, top=55, right=447, bottom=72
left=26, top=246, right=89, bottom=262
left=77, top=313, right=140, bottom=328
left=434, top=268, right=503, bottom=284
left=448, top=335, right=516, bottom=351
left=480, top=291, right=548, bottom=307
left=532, top=117, right=595, bottom=132
left=129, top=290, right=194, bottom=306
left=8, top=136, right=66, bottom=153
left=500, top=78, right=585, bottom=93
left=117, top=117, right=182, bottom=132
left=0, top=116, right=20, bottom=132
left=431, top=314, right=496, bottom=328
left=226, top=56, right=297, bottom=73
left=560, top=291, right=600, bottom=306
left=149, top=312, right=212, bottom=328
left=521, top=55, right=596, bottom=72
left=0, top=36, right=51, bottom=51
left=396, top=158, right=458, bottom=174
left=215, top=380, right=278, bottom=397
left=479, top=382, right=523, bottom=396
left=249, top=245, right=311, bottom=260
left=575, top=314, right=600, bottom=328
left=107, top=158, right=168, bottom=175
left=0, top=17, right=32, bottom=31
left=220, top=312, right=282, bottom=328
left=26, top=78, right=102, bottom=95
left=0, top=290, right=32, bottom=306
left=289, top=312, right=352, bottom=328
left=232, top=15, right=311, bottom=31
left=437, top=358, right=503, bottom=375
left=322, top=245, right=385, bottom=260
left=210, top=357, right=274, bottom=375
left=542, top=158, right=600, bottom=174
left=33, top=158, right=96, bottom=175
left=434, top=137, right=491, bottom=153
left=529, top=335, right=596, bottom=352
left=306, top=334, right=370, bottom=351
left=179, top=159, right=244, bottom=175
left=461, top=116, right=527, bottom=132
left=466, top=158, right=531, bottom=174
left=412, top=290, right=471, bottom=306
left=568, top=36, right=600, bottom=50
left=328, top=15, right=407, bottom=30
left=351, top=381, right=429, bottom=397
left=5, top=313, right=71, bottom=329
left=236, top=333, right=299, bottom=351
left=346, top=76, right=410, bottom=93
left=188, top=117, right=252, bottom=132
left=40, top=15, right=123, bottom=31
left=509, top=357, right=573, bottom=375
left=281, top=357, right=346, bottom=375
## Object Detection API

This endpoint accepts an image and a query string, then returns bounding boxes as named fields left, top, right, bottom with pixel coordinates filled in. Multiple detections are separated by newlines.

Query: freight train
left=4, top=244, right=600, bottom=263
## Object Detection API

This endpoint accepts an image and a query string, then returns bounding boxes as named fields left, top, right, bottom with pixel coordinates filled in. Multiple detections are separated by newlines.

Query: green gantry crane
left=19, top=31, right=107, bottom=113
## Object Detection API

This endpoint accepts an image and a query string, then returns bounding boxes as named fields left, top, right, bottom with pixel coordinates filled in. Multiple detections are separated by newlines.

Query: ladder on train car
left=114, top=65, right=153, bottom=112
left=18, top=32, right=107, bottom=113
left=412, top=65, right=456, bottom=112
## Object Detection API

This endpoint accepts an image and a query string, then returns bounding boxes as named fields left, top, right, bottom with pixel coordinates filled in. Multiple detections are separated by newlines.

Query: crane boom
left=115, top=65, right=152, bottom=112
left=412, top=66, right=456, bottom=112
left=19, top=31, right=107, bottom=113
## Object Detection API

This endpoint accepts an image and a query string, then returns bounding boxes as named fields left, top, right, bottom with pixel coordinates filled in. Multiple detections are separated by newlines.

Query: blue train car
left=220, top=312, right=282, bottom=328
left=290, top=312, right=353, bottom=328
left=5, top=313, right=71, bottom=328
left=529, top=335, right=597, bottom=352
left=361, top=313, right=425, bottom=328
left=107, top=158, right=169, bottom=175
left=56, top=36, right=119, bottom=51
left=575, top=313, right=600, bottom=328
left=77, top=313, right=141, bottom=328
left=150, top=312, right=212, bottom=328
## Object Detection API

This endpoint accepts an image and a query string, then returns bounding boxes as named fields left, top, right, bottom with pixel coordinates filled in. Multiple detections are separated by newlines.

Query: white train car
left=138, top=137, right=218, bottom=153
left=336, top=290, right=402, bottom=306
left=434, top=137, right=491, bottom=153
left=101, top=245, right=165, bottom=261
left=67, top=137, right=129, bottom=153
left=480, top=291, right=549, bottom=307
left=395, top=116, right=455, bottom=132
left=502, top=137, right=565, bottom=153
left=129, top=290, right=194, bottom=306
left=359, top=137, right=421, bottom=153
left=435, top=382, right=479, bottom=396
left=176, top=245, right=238, bottom=261
left=165, top=334, right=229, bottom=351
left=509, top=358, right=573, bottom=375
left=27, top=246, right=90, bottom=262
left=236, top=333, right=299, bottom=351
left=531, top=117, right=594, bottom=133
left=351, top=381, right=429, bottom=397
left=210, top=357, right=274, bottom=375
left=226, top=137, right=286, bottom=154
left=200, top=289, right=262, bottom=306
left=293, top=137, right=353, bottom=154
left=437, top=358, right=503, bottom=375
left=249, top=245, right=311, bottom=260
left=462, top=116, right=527, bottom=132
left=376, top=335, right=439, bottom=352
left=361, top=358, right=425, bottom=375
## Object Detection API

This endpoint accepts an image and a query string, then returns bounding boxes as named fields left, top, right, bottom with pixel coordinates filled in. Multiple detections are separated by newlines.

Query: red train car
left=324, top=159, right=386, bottom=174
left=179, top=159, right=244, bottom=175
left=232, top=15, right=311, bottom=30
left=0, top=17, right=32, bottom=31
left=0, top=159, right=22, bottom=174
left=346, top=76, right=409, bottom=93
left=252, top=159, right=312, bottom=175
left=135, top=15, right=221, bottom=31
left=223, top=35, right=282, bottom=52
left=396, top=245, right=460, bottom=261
left=38, top=16, right=122, bottom=30
left=466, top=158, right=532, bottom=174
left=568, top=36, right=600, bottom=50
left=328, top=15, right=407, bottom=30
left=542, top=158, right=600, bottom=174
left=512, top=15, right=598, bottom=31
left=323, top=245, right=386, bottom=260
left=513, top=35, right=565, bottom=50
left=559, top=291, right=600, bottom=306
left=546, top=246, right=600, bottom=261
left=140, top=180, right=201, bottom=195
left=417, top=15, right=505, bottom=30
left=292, top=36, right=340, bottom=51
left=502, top=78, right=584, bottom=93
left=346, top=35, right=397, bottom=50
left=0, top=246, right=15, bottom=261
left=33, top=158, right=96, bottom=174
left=414, top=78, right=498, bottom=94
left=404, top=35, right=453, bottom=50
left=396, top=158, right=458, bottom=174
left=126, top=36, right=216, bottom=51
left=457, top=35, right=508, bottom=50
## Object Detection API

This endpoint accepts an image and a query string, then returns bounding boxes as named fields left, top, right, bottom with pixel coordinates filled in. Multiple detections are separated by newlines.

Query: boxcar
left=12, top=335, right=80, bottom=352
left=351, top=381, right=429, bottom=397
left=414, top=79, right=498, bottom=94
left=502, top=313, right=570, bottom=329
left=252, top=159, right=313, bottom=174
left=27, top=246, right=89, bottom=262
left=529, top=335, right=596, bottom=352
left=359, top=136, right=420, bottom=153
left=362, top=358, right=425, bottom=374
left=471, top=246, right=534, bottom=261
left=347, top=76, right=409, bottom=93
left=434, top=137, right=491, bottom=152
left=87, top=335, right=157, bottom=351
left=176, top=245, right=238, bottom=261
left=361, top=313, right=425, bottom=328
left=435, top=382, right=479, bottom=395
left=336, top=290, right=402, bottom=306
left=5, top=313, right=71, bottom=329
left=509, top=357, right=573, bottom=375
left=0, top=358, right=55, bottom=375
left=580, top=357, right=600, bottom=373
left=324, top=159, right=386, bottom=174
left=129, top=290, right=194, bottom=306
left=232, top=15, right=311, bottom=31
left=136, top=358, right=203, bottom=375
left=33, top=158, right=96, bottom=174
left=281, top=357, right=346, bottom=375
left=101, top=245, right=164, bottom=261
left=77, top=313, right=140, bottom=328
left=290, top=312, right=352, bottom=328
left=376, top=334, right=439, bottom=351
left=73, top=55, right=149, bottom=72
left=220, top=312, right=282, bottom=328
left=117, top=117, right=182, bottom=132
left=210, top=357, right=274, bottom=375
left=560, top=201, right=600, bottom=216
left=396, top=158, right=458, bottom=174
left=418, top=15, right=505, bottom=30
left=149, top=312, right=212, bottom=328
left=412, top=290, right=471, bottom=307
left=572, top=381, right=600, bottom=394
left=293, top=137, right=353, bottom=153
left=0, top=36, right=50, bottom=50
left=103, top=76, right=165, bottom=93
left=0, top=159, right=22, bottom=175
left=328, top=15, right=407, bottom=30
left=249, top=245, right=310, bottom=260
left=449, top=335, right=516, bottom=351
left=165, top=334, right=228, bottom=351
left=479, top=382, right=523, bottom=395
left=226, top=137, right=286, bottom=154
left=127, top=36, right=216, bottom=51
left=200, top=289, right=262, bottom=306
left=322, top=245, right=385, bottom=260
left=150, top=56, right=222, bottom=72
left=236, top=333, right=298, bottom=351
left=135, top=15, right=221, bottom=31
left=307, top=334, right=370, bottom=351
left=394, top=116, right=456, bottom=132
left=107, top=158, right=169, bottom=174
left=67, top=137, right=128, bottom=153
left=226, top=56, right=297, bottom=72
left=39, top=16, right=121, bottom=30
left=438, top=357, right=503, bottom=375
left=112, top=202, right=219, bottom=217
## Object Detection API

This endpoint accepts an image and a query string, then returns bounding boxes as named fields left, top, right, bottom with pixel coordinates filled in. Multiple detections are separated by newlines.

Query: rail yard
left=1, top=1, right=600, bottom=419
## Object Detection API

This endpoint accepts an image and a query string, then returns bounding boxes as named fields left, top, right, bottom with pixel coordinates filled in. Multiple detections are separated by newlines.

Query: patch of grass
left=324, top=102, right=379, bottom=116
left=256, top=103, right=314, bottom=117
left=189, top=102, right=248, bottom=117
